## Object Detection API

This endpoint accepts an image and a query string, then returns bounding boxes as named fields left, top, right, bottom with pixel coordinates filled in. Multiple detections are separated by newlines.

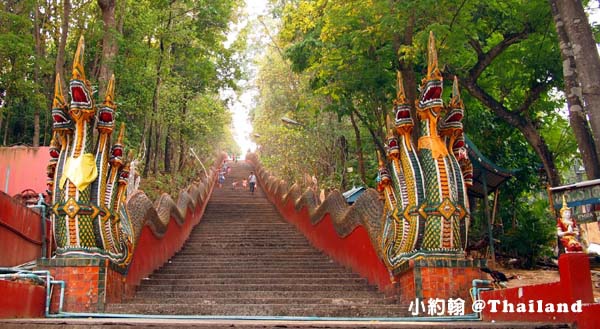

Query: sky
left=225, top=0, right=269, bottom=155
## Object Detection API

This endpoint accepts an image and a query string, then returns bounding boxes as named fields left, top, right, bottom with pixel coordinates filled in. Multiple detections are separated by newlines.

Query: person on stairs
left=218, top=171, right=225, bottom=188
left=248, top=171, right=257, bottom=194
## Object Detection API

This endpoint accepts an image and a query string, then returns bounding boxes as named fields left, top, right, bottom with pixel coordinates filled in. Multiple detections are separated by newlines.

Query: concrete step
left=106, top=161, right=400, bottom=318
left=155, top=267, right=357, bottom=274
left=132, top=290, right=388, bottom=300
left=105, top=303, right=411, bottom=317
left=137, top=277, right=369, bottom=286
left=151, top=262, right=354, bottom=268
left=116, top=297, right=398, bottom=305
left=147, top=272, right=362, bottom=279
left=134, top=283, right=377, bottom=292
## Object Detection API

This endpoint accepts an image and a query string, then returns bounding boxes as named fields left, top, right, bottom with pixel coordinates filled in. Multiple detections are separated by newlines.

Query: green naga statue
left=378, top=32, right=472, bottom=272
left=47, top=36, right=134, bottom=271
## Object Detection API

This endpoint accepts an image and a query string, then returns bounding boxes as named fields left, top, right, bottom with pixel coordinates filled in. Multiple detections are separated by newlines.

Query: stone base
left=395, top=255, right=487, bottom=308
left=36, top=257, right=124, bottom=313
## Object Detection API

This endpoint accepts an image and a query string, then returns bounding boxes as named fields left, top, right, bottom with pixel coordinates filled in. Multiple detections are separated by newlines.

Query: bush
left=500, top=198, right=555, bottom=268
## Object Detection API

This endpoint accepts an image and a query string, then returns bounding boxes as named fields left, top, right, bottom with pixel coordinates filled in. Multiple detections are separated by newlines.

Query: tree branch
left=459, top=76, right=560, bottom=186
left=351, top=108, right=386, bottom=156
left=468, top=28, right=531, bottom=80
left=516, top=81, right=547, bottom=114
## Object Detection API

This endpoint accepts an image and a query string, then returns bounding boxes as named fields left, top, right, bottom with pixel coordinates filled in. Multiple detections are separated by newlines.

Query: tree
left=279, top=0, right=570, bottom=187
left=549, top=0, right=600, bottom=180
left=98, top=0, right=118, bottom=97
left=0, top=0, right=51, bottom=147
left=55, top=0, right=70, bottom=93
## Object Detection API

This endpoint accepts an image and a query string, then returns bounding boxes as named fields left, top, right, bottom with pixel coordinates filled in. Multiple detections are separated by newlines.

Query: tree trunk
left=178, top=100, right=188, bottom=171
left=32, top=4, right=43, bottom=147
left=142, top=121, right=153, bottom=178
left=3, top=112, right=10, bottom=146
left=338, top=135, right=348, bottom=190
left=97, top=0, right=117, bottom=97
left=178, top=132, right=186, bottom=172
left=352, top=108, right=386, bottom=156
left=150, top=48, right=163, bottom=175
left=552, top=0, right=600, bottom=163
left=116, top=0, right=126, bottom=34
left=0, top=88, right=5, bottom=138
left=390, top=1, right=419, bottom=143
left=142, top=37, right=154, bottom=178
left=349, top=112, right=366, bottom=184
left=164, top=125, right=172, bottom=173
left=148, top=8, right=173, bottom=175
left=153, top=125, right=160, bottom=174
left=55, top=0, right=70, bottom=92
left=549, top=0, right=600, bottom=179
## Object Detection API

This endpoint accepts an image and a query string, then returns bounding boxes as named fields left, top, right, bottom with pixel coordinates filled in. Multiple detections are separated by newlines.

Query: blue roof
left=343, top=186, right=366, bottom=204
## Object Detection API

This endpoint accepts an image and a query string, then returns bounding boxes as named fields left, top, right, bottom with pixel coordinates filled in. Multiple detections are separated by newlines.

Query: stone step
left=181, top=242, right=309, bottom=246
left=171, top=252, right=336, bottom=262
left=134, top=283, right=377, bottom=292
left=107, top=161, right=399, bottom=318
left=105, top=303, right=411, bottom=317
left=155, top=267, right=356, bottom=274
left=147, top=272, right=361, bottom=279
left=172, top=249, right=327, bottom=254
left=165, top=257, right=337, bottom=262
left=131, top=290, right=387, bottom=300
left=182, top=235, right=310, bottom=240
left=160, top=264, right=346, bottom=270
left=116, top=297, right=398, bottom=306
left=138, top=277, right=369, bottom=286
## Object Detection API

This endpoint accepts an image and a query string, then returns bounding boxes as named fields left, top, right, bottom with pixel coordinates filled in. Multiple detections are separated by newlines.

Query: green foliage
left=270, top=0, right=583, bottom=263
left=0, top=0, right=245, bottom=199
left=499, top=198, right=555, bottom=268
left=0, top=0, right=51, bottom=145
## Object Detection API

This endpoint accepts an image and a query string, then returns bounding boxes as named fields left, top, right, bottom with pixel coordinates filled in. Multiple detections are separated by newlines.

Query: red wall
left=120, top=179, right=216, bottom=298
left=480, top=253, right=599, bottom=329
left=0, top=281, right=45, bottom=318
left=262, top=182, right=395, bottom=293
left=0, top=153, right=222, bottom=317
left=0, top=147, right=50, bottom=195
left=0, top=191, right=50, bottom=266
left=257, top=160, right=600, bottom=328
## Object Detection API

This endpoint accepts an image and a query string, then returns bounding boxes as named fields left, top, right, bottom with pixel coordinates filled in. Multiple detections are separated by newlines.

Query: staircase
left=0, top=161, right=572, bottom=328
left=105, top=161, right=406, bottom=317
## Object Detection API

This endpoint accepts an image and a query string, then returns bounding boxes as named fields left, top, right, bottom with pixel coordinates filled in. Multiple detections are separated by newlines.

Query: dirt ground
left=490, top=264, right=600, bottom=302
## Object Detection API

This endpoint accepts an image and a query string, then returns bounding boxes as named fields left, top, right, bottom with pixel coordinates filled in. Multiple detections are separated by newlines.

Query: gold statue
left=557, top=196, right=583, bottom=252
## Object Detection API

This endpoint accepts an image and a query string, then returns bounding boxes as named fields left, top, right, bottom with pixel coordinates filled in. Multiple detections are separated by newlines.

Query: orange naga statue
left=47, top=36, right=134, bottom=270
left=556, top=196, right=583, bottom=252
left=377, top=32, right=471, bottom=271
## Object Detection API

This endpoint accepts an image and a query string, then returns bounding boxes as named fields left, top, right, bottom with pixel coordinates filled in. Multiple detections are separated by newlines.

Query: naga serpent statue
left=47, top=36, right=134, bottom=271
left=378, top=32, right=473, bottom=273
